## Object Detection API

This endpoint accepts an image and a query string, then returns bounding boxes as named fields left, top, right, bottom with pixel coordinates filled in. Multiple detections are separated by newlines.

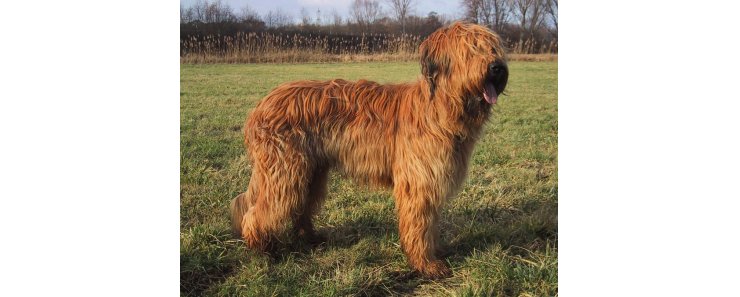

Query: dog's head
left=420, top=22, right=508, bottom=105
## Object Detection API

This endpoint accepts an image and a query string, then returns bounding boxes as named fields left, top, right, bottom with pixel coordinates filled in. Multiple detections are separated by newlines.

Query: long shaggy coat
left=231, top=22, right=509, bottom=278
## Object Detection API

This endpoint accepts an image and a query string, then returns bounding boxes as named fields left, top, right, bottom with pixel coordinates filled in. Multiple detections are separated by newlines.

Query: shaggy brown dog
left=231, top=22, right=508, bottom=278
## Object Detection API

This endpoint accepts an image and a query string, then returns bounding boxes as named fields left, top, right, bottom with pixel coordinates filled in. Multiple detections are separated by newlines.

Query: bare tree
left=473, top=0, right=494, bottom=25
left=237, top=5, right=260, bottom=22
left=513, top=0, right=531, bottom=33
left=545, top=0, right=557, bottom=32
left=182, top=6, right=196, bottom=23
left=350, top=0, right=383, bottom=31
left=350, top=0, right=364, bottom=26
left=386, top=0, right=415, bottom=34
left=515, top=0, right=546, bottom=33
left=512, top=0, right=547, bottom=52
left=321, top=10, right=334, bottom=26
left=315, top=9, right=322, bottom=25
left=264, top=8, right=293, bottom=28
left=461, top=0, right=510, bottom=32
left=492, top=0, right=511, bottom=32
left=461, top=0, right=480, bottom=23
left=300, top=7, right=311, bottom=26
left=331, top=9, right=343, bottom=27
left=203, top=0, right=235, bottom=23
left=192, top=0, right=207, bottom=22
left=181, top=0, right=236, bottom=23
left=527, top=0, right=547, bottom=36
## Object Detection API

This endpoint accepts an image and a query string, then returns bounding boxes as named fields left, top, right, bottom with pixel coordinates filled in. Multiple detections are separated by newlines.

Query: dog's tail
left=230, top=192, right=252, bottom=238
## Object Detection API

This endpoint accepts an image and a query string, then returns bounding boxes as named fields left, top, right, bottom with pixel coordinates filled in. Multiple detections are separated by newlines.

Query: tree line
left=180, top=0, right=557, bottom=55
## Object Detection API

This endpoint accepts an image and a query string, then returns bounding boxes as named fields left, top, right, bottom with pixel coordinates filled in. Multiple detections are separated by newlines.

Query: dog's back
left=243, top=79, right=425, bottom=187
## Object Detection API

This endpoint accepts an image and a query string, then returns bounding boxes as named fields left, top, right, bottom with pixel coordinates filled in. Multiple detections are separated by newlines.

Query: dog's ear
left=420, top=48, right=438, bottom=99
left=420, top=43, right=448, bottom=100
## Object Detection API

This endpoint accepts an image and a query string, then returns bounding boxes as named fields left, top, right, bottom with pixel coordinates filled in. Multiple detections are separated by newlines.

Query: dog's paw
left=300, top=231, right=327, bottom=246
left=418, top=260, right=452, bottom=279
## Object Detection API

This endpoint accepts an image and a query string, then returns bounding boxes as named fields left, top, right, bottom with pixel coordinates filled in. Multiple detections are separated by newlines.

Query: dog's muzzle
left=483, top=61, right=508, bottom=105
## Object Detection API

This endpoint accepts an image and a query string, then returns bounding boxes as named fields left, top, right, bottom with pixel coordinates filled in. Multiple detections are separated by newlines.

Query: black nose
left=488, top=61, right=507, bottom=76
left=488, top=63, right=501, bottom=74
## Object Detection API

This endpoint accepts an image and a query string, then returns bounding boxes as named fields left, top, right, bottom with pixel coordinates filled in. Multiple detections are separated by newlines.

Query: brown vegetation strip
left=180, top=53, right=556, bottom=64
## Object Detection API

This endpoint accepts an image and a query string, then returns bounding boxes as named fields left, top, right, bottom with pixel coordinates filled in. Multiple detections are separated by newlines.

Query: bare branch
left=386, top=0, right=415, bottom=34
left=350, top=0, right=383, bottom=32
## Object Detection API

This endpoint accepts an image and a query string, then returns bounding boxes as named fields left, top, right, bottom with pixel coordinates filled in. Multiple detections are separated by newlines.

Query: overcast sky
left=180, top=0, right=463, bottom=21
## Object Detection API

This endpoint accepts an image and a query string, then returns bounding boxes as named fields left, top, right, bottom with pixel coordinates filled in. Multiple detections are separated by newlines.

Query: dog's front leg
left=393, top=180, right=452, bottom=279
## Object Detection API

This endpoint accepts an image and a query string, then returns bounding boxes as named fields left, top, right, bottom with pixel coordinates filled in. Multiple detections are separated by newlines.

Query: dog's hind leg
left=293, top=167, right=329, bottom=244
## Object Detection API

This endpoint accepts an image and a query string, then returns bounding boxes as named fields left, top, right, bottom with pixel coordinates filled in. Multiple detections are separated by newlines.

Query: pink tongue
left=483, top=83, right=498, bottom=104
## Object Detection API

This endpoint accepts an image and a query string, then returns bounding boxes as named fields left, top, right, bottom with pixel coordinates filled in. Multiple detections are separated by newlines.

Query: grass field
left=180, top=61, right=558, bottom=296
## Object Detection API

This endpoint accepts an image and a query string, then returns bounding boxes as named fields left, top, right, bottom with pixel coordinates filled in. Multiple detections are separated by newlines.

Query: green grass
left=181, top=61, right=558, bottom=296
